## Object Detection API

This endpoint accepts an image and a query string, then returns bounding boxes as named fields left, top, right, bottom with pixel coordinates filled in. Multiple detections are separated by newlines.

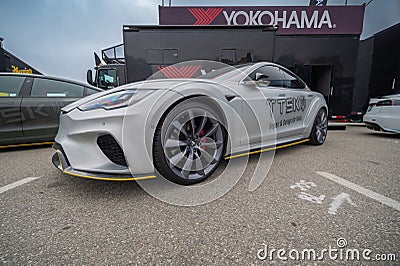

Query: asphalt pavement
left=1, top=126, right=399, bottom=265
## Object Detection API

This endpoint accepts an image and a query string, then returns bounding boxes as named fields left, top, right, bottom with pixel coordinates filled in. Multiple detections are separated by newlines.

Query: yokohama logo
left=157, top=65, right=201, bottom=79
left=159, top=6, right=365, bottom=35
left=188, top=8, right=223, bottom=25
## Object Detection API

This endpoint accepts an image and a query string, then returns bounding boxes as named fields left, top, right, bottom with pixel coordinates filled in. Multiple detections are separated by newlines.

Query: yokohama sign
left=159, top=6, right=365, bottom=35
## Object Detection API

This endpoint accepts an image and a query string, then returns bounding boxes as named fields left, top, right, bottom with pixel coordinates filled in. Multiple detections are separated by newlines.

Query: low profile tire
left=309, top=108, right=328, bottom=145
left=153, top=99, right=226, bottom=185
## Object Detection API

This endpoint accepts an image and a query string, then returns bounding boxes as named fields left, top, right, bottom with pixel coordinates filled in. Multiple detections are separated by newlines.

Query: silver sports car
left=52, top=62, right=328, bottom=185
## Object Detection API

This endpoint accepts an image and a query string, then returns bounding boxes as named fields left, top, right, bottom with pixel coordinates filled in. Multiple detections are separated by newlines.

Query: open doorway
left=311, top=65, right=332, bottom=105
left=295, top=64, right=333, bottom=105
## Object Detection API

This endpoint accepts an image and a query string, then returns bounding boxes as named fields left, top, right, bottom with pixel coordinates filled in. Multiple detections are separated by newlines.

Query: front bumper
left=52, top=89, right=184, bottom=180
left=52, top=143, right=156, bottom=181
left=54, top=101, right=155, bottom=174
left=52, top=100, right=158, bottom=180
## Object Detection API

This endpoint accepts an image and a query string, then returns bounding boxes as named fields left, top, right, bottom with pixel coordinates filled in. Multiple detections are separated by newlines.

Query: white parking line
left=0, top=176, right=42, bottom=194
left=316, top=171, right=400, bottom=212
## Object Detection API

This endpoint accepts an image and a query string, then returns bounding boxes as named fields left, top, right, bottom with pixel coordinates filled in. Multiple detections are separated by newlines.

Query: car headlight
left=78, top=90, right=155, bottom=111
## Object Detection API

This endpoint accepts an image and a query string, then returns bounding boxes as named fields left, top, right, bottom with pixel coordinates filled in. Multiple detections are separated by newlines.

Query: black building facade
left=159, top=5, right=366, bottom=118
left=274, top=35, right=360, bottom=117
left=353, top=23, right=400, bottom=115
left=0, top=38, right=41, bottom=75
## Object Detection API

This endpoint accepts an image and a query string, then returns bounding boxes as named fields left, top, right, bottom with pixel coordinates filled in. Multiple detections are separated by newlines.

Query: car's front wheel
left=153, top=100, right=226, bottom=185
left=309, top=108, right=328, bottom=145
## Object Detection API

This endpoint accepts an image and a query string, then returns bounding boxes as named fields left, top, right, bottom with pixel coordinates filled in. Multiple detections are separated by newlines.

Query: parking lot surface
left=1, top=126, right=399, bottom=265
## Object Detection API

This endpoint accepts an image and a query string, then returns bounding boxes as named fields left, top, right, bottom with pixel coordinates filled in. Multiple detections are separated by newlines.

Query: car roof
left=0, top=72, right=102, bottom=91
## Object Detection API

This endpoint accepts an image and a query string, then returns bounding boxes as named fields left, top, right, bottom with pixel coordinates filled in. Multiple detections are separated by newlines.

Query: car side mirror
left=255, top=73, right=271, bottom=87
left=87, top=69, right=93, bottom=85
left=259, top=80, right=271, bottom=87
left=256, top=73, right=270, bottom=81
left=240, top=79, right=256, bottom=86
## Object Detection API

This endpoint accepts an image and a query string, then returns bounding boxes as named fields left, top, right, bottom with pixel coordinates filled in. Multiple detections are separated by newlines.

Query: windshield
left=98, top=69, right=117, bottom=89
left=198, top=64, right=252, bottom=80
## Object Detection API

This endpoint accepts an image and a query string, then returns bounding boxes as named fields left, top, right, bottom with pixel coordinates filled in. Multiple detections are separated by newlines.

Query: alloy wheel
left=315, top=109, right=328, bottom=144
left=162, top=108, right=224, bottom=180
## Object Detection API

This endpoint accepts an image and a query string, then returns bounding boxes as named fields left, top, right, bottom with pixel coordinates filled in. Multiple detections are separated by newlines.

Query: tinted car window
left=282, top=70, right=306, bottom=89
left=86, top=88, right=100, bottom=95
left=0, top=75, right=25, bottom=97
left=146, top=49, right=179, bottom=65
left=163, top=49, right=179, bottom=64
left=31, top=78, right=84, bottom=97
left=98, top=69, right=117, bottom=89
left=236, top=49, right=253, bottom=64
left=221, top=49, right=236, bottom=64
left=221, top=49, right=253, bottom=65
left=146, top=49, right=163, bottom=64
left=248, top=66, right=283, bottom=87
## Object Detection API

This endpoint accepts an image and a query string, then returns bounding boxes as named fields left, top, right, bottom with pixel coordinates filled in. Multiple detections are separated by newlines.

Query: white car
left=52, top=62, right=328, bottom=185
left=364, top=94, right=400, bottom=133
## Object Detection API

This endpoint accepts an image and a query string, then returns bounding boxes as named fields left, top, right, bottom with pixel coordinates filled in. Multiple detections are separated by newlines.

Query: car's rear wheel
left=309, top=108, right=328, bottom=145
left=153, top=100, right=226, bottom=185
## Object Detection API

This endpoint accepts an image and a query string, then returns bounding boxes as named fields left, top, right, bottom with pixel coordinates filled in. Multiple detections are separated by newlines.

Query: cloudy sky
left=1, top=0, right=399, bottom=82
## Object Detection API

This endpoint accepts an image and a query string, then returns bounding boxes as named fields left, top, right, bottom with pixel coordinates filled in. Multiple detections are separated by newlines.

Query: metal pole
left=161, top=0, right=164, bottom=6
left=169, top=0, right=171, bottom=7
left=345, top=0, right=348, bottom=5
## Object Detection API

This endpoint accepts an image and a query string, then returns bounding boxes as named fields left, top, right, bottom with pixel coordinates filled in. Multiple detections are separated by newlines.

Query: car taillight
left=376, top=100, right=393, bottom=106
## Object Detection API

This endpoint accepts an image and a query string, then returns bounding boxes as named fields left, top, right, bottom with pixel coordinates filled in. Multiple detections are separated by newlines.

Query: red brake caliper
left=199, top=129, right=206, bottom=150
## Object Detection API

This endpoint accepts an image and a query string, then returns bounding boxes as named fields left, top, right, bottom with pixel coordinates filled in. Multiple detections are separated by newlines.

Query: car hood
left=61, top=78, right=227, bottom=113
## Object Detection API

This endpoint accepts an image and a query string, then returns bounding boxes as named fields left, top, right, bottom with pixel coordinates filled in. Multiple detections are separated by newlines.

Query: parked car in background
left=364, top=94, right=400, bottom=133
left=0, top=73, right=103, bottom=146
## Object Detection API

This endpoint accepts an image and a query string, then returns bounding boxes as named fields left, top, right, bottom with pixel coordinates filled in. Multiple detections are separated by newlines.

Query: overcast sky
left=1, top=0, right=399, bottom=82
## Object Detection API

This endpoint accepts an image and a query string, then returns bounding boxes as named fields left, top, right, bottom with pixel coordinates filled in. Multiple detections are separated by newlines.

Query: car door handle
left=308, top=94, right=314, bottom=98
left=278, top=94, right=286, bottom=97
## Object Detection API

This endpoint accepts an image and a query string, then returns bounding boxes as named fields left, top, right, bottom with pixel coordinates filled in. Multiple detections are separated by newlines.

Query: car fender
left=145, top=80, right=247, bottom=157
left=303, top=93, right=328, bottom=136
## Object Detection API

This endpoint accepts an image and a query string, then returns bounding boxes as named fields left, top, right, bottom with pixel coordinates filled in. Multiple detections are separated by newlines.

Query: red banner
left=159, top=6, right=365, bottom=35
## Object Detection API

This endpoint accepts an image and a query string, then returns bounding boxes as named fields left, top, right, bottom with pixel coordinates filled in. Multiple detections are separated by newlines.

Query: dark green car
left=0, top=73, right=102, bottom=146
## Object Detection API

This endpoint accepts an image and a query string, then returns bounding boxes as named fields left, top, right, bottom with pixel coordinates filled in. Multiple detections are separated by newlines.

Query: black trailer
left=88, top=25, right=363, bottom=119
left=351, top=23, right=400, bottom=121
left=123, top=25, right=276, bottom=83
left=273, top=35, right=360, bottom=119
left=87, top=25, right=277, bottom=88
left=356, top=24, right=400, bottom=99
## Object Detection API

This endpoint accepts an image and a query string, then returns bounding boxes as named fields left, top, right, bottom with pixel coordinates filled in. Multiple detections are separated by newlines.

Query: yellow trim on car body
left=0, top=142, right=54, bottom=149
left=53, top=138, right=309, bottom=181
left=53, top=149, right=156, bottom=181
left=224, top=139, right=310, bottom=160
